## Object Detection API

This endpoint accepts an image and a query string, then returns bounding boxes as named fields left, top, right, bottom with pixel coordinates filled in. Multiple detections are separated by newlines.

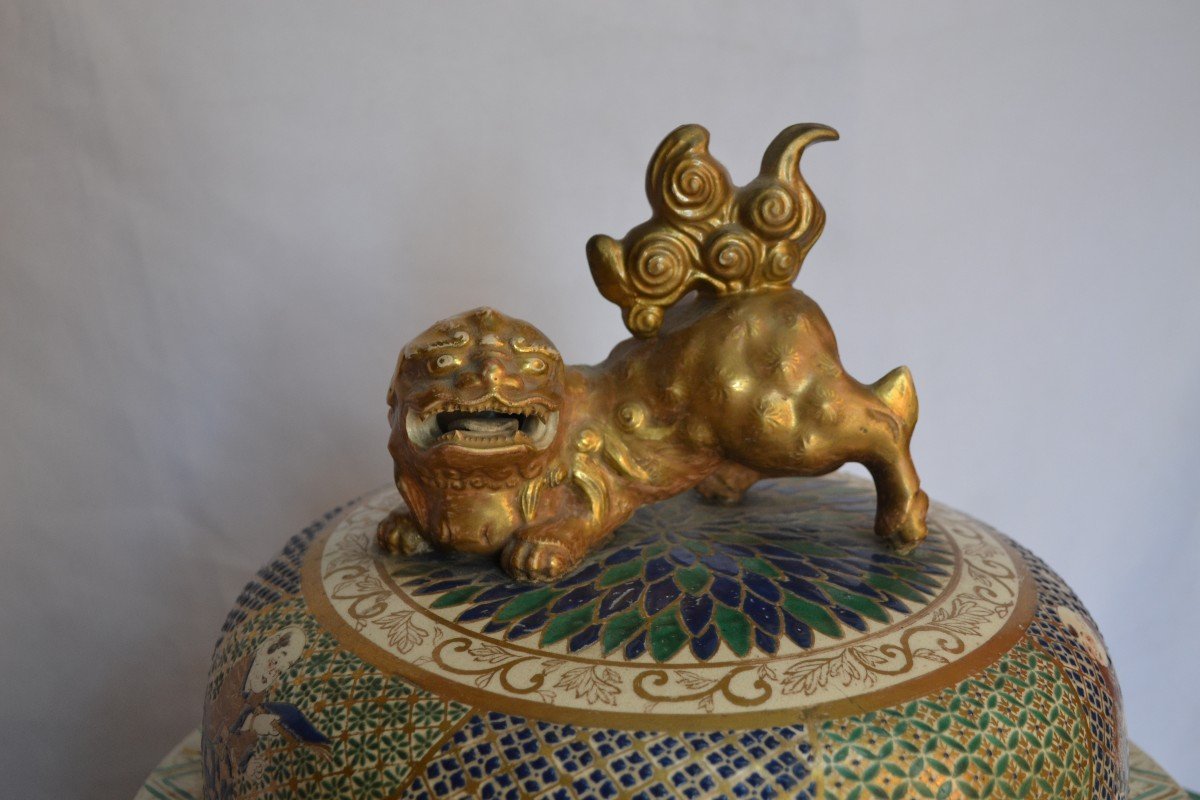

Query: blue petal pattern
left=680, top=594, right=713, bottom=636
left=394, top=479, right=955, bottom=662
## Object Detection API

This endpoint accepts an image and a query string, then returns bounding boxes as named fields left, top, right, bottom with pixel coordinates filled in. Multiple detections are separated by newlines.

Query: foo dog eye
left=522, top=357, right=547, bottom=374
left=429, top=354, right=461, bottom=373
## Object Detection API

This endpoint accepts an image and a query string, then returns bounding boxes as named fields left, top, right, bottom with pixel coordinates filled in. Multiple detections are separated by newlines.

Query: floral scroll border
left=305, top=487, right=1035, bottom=726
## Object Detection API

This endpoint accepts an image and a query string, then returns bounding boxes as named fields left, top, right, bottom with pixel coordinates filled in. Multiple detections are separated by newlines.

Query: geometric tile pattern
left=204, top=594, right=472, bottom=799
left=817, top=637, right=1092, bottom=799
left=201, top=477, right=1137, bottom=799
left=202, top=528, right=472, bottom=799
left=1013, top=538, right=1128, bottom=796
left=217, top=504, right=347, bottom=643
left=402, top=632, right=1103, bottom=799
left=152, top=734, right=1198, bottom=800
left=408, top=711, right=816, bottom=799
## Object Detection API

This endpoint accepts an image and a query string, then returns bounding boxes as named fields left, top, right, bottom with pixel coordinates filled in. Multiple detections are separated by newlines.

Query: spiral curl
left=704, top=226, right=760, bottom=283
left=654, top=155, right=729, bottom=222
left=616, top=402, right=647, bottom=432
left=592, top=125, right=835, bottom=337
left=742, top=180, right=800, bottom=239
left=575, top=429, right=603, bottom=453
left=626, top=304, right=664, bottom=337
left=763, top=240, right=802, bottom=283
left=627, top=230, right=693, bottom=299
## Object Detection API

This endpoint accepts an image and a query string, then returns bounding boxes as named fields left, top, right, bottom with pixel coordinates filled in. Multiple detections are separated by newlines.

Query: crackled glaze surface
left=202, top=475, right=1130, bottom=799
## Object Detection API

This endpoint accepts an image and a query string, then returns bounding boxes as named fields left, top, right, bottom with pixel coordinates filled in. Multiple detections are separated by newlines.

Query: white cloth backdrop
left=1, top=2, right=1197, bottom=797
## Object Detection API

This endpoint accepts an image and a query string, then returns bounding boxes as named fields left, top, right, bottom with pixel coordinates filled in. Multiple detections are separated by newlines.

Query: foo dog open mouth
left=379, top=123, right=930, bottom=582
left=405, top=398, right=559, bottom=452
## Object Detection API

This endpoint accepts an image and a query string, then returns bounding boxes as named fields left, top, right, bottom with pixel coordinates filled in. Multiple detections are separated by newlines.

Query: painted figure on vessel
left=202, top=627, right=331, bottom=793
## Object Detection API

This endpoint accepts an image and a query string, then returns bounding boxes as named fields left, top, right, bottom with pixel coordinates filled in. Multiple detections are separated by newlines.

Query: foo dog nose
left=479, top=359, right=519, bottom=389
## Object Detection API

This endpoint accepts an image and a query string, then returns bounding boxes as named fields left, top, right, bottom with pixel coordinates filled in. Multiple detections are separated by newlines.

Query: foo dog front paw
left=877, top=490, right=929, bottom=555
left=376, top=508, right=432, bottom=556
left=502, top=537, right=578, bottom=583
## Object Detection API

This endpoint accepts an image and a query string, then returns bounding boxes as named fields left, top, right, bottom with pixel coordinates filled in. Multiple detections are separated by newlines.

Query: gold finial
left=380, top=124, right=928, bottom=582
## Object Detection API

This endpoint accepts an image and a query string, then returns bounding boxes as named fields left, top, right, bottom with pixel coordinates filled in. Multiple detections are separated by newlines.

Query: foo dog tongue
left=443, top=411, right=521, bottom=435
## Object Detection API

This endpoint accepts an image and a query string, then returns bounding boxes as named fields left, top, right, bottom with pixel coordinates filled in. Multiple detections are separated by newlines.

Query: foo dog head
left=385, top=307, right=568, bottom=552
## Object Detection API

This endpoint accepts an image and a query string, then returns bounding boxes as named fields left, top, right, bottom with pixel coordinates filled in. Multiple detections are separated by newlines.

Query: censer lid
left=203, top=475, right=1125, bottom=798
left=310, top=475, right=1033, bottom=730
left=202, top=122, right=1129, bottom=798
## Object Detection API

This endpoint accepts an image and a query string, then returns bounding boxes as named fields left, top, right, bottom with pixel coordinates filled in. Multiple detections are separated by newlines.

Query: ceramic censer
left=181, top=124, right=1192, bottom=800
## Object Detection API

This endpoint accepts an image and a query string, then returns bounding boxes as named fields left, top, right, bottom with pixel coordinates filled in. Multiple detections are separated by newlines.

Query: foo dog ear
left=385, top=352, right=405, bottom=421
left=587, top=123, right=838, bottom=337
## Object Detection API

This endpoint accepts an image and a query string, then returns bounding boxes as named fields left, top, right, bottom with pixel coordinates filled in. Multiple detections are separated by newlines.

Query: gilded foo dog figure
left=378, top=124, right=928, bottom=582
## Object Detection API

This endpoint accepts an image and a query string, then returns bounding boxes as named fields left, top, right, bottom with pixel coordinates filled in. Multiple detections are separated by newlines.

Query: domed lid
left=204, top=122, right=1129, bottom=798
left=313, top=477, right=1030, bottom=729
left=203, top=475, right=1126, bottom=799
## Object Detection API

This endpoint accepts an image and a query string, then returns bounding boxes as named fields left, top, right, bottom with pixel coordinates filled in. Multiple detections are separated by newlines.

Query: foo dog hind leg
left=696, top=463, right=763, bottom=505
left=739, top=365, right=928, bottom=552
left=856, top=366, right=928, bottom=552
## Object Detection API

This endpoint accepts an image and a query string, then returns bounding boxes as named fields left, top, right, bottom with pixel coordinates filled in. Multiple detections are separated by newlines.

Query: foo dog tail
left=587, top=123, right=838, bottom=336
left=872, top=365, right=919, bottom=443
